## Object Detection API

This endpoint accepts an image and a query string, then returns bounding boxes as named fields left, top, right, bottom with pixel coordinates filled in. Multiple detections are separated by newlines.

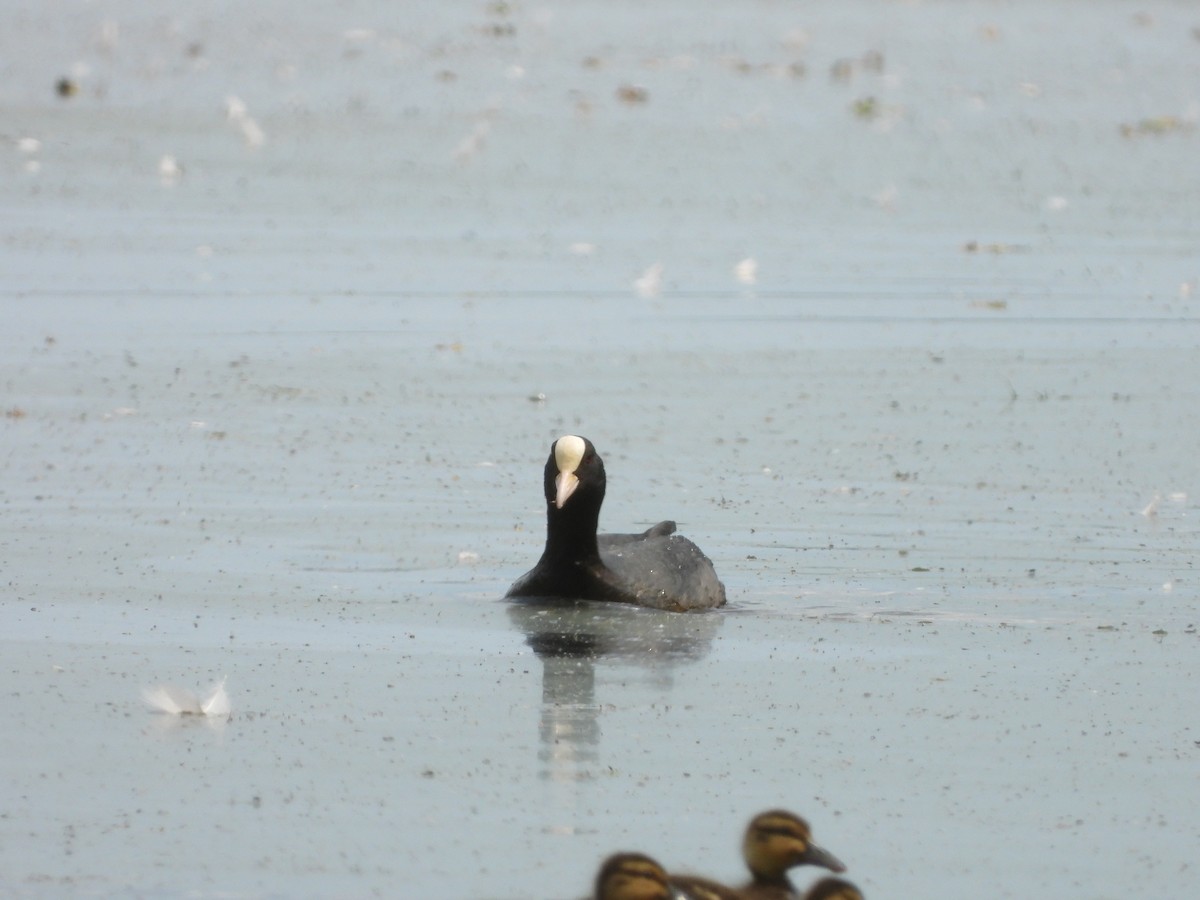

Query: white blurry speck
left=24, top=160, right=41, bottom=174
left=781, top=28, right=809, bottom=51
left=454, top=120, right=491, bottom=162
left=569, top=242, right=596, bottom=256
left=240, top=118, right=266, bottom=149
left=225, top=95, right=265, bottom=149
left=1168, top=492, right=1187, bottom=504
left=506, top=65, right=525, bottom=80
left=1018, top=81, right=1042, bottom=98
left=189, top=421, right=207, bottom=428
left=196, top=245, right=214, bottom=258
left=94, top=20, right=119, bottom=52
left=1044, top=195, right=1069, bottom=212
left=143, top=677, right=231, bottom=717
left=16, top=137, right=41, bottom=154
left=734, top=258, right=758, bottom=285
left=158, top=154, right=182, bottom=185
left=634, top=262, right=663, bottom=298
left=761, top=466, right=772, bottom=474
left=1140, top=494, right=1160, bottom=517
left=225, top=95, right=247, bottom=120
left=1162, top=581, right=1174, bottom=593
left=874, top=184, right=899, bottom=210
left=457, top=551, right=480, bottom=564
left=343, top=28, right=376, bottom=42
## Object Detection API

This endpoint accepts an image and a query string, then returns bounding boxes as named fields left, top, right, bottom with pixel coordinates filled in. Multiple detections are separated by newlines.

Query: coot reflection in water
left=507, top=597, right=723, bottom=781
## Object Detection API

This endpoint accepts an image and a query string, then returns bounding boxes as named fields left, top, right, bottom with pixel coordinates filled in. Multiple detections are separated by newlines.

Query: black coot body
left=507, top=435, right=726, bottom=611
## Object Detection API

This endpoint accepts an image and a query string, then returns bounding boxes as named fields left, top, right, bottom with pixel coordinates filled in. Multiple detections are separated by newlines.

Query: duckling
left=662, top=874, right=865, bottom=900
left=594, top=852, right=679, bottom=900
left=802, top=877, right=864, bottom=900
left=671, top=809, right=846, bottom=900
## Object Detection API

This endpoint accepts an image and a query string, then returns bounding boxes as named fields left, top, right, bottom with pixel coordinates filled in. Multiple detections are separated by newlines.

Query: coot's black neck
left=542, top=494, right=602, bottom=564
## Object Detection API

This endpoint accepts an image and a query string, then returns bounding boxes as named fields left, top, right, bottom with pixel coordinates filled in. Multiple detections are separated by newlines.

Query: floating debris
left=781, top=28, right=809, bottom=51
left=873, top=184, right=898, bottom=210
left=158, top=154, right=182, bottom=186
left=852, top=96, right=880, bottom=119
left=225, top=96, right=265, bottom=149
left=634, top=262, right=663, bottom=298
left=453, top=119, right=491, bottom=162
left=861, top=49, right=885, bottom=73
left=1119, top=116, right=1192, bottom=138
left=143, top=678, right=231, bottom=717
left=734, top=258, right=758, bottom=285
left=56, top=77, right=79, bottom=98
left=830, top=58, right=855, bottom=82
left=831, top=50, right=885, bottom=82
left=963, top=240, right=1026, bottom=254
left=616, top=83, right=649, bottom=104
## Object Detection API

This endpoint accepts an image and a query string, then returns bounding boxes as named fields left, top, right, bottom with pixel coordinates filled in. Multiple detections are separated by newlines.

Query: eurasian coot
left=507, top=435, right=726, bottom=611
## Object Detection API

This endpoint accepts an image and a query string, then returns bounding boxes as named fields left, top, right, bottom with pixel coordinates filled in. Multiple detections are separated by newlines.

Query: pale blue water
left=2, top=2, right=1199, bottom=898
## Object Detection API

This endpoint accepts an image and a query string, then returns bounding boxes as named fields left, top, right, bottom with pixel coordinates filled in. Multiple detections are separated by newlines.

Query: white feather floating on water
left=142, top=677, right=231, bottom=717
left=634, top=262, right=663, bottom=298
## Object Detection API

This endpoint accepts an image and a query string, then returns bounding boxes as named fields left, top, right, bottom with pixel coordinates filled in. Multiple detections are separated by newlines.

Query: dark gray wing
left=593, top=532, right=726, bottom=611
left=597, top=520, right=676, bottom=550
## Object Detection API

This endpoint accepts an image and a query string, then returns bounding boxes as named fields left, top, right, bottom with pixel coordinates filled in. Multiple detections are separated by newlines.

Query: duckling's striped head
left=804, top=877, right=865, bottom=900
left=742, top=810, right=846, bottom=880
left=594, top=853, right=675, bottom=900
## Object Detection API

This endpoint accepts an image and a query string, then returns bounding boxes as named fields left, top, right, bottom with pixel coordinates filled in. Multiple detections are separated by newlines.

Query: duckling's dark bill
left=799, top=842, right=846, bottom=874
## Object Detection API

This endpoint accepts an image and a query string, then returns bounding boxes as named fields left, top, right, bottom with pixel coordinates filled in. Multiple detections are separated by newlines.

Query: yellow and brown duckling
left=802, top=877, right=864, bottom=900
left=594, top=852, right=682, bottom=900
left=671, top=809, right=847, bottom=900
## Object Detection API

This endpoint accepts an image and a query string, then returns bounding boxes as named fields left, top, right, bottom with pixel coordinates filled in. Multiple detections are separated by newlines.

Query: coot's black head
left=543, top=434, right=605, bottom=511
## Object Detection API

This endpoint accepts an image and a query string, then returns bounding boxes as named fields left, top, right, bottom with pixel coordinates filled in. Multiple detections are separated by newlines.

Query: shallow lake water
left=3, top=2, right=1199, bottom=898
